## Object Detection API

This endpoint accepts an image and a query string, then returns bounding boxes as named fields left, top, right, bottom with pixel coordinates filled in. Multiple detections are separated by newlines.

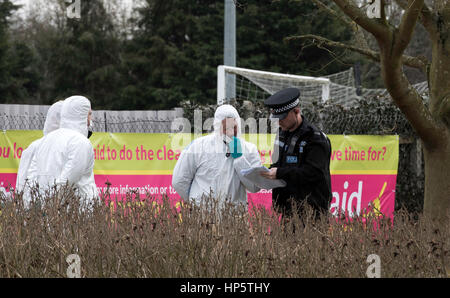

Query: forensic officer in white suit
left=172, top=104, right=262, bottom=209
left=30, top=96, right=98, bottom=206
left=16, top=100, right=64, bottom=206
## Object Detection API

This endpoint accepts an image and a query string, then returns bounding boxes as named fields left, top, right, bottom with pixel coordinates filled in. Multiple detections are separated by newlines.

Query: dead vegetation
left=0, top=186, right=448, bottom=278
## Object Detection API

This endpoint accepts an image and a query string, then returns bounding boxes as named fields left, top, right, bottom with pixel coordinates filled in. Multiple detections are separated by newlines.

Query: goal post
left=217, top=65, right=331, bottom=106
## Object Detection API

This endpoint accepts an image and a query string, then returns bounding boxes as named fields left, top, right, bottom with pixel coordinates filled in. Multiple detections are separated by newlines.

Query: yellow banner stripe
left=3, top=169, right=397, bottom=176
left=331, top=170, right=397, bottom=175
left=0, top=168, right=18, bottom=174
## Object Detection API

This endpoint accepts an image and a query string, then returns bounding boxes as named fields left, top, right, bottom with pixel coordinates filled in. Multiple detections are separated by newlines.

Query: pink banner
left=330, top=174, right=396, bottom=218
left=95, top=174, right=179, bottom=205
left=0, top=173, right=16, bottom=194
left=248, top=174, right=396, bottom=218
left=0, top=173, right=396, bottom=219
left=0, top=133, right=399, bottom=221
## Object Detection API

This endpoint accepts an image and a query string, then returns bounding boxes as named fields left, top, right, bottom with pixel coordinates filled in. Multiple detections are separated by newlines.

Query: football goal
left=217, top=65, right=331, bottom=106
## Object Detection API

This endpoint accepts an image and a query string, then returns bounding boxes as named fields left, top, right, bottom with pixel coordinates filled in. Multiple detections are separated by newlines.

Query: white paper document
left=240, top=166, right=287, bottom=190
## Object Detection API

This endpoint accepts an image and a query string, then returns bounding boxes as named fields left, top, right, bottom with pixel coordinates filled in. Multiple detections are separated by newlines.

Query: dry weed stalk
left=0, top=185, right=448, bottom=277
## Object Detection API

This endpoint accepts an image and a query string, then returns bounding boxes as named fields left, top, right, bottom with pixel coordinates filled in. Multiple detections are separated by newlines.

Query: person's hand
left=260, top=168, right=277, bottom=180
left=229, top=136, right=242, bottom=158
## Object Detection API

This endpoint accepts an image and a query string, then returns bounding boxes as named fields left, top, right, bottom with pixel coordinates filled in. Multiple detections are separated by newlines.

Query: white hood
left=43, top=100, right=64, bottom=136
left=60, top=96, right=91, bottom=138
left=213, top=104, right=242, bottom=140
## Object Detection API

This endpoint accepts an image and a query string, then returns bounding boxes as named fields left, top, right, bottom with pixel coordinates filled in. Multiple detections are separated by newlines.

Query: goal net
left=217, top=65, right=430, bottom=109
left=217, top=65, right=330, bottom=107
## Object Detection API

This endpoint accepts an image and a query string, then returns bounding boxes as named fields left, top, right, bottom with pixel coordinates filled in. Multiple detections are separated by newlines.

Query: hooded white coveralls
left=16, top=101, right=64, bottom=205
left=172, top=105, right=262, bottom=207
left=30, top=96, right=98, bottom=203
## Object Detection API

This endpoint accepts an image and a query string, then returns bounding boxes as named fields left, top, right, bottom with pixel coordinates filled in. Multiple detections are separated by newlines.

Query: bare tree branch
left=380, top=0, right=388, bottom=25
left=286, top=34, right=428, bottom=72
left=308, top=0, right=442, bottom=148
left=310, top=0, right=354, bottom=27
left=353, top=23, right=372, bottom=50
left=395, top=0, right=437, bottom=38
left=394, top=0, right=425, bottom=57
left=310, top=0, right=372, bottom=50
left=383, top=67, right=444, bottom=149
left=439, top=0, right=450, bottom=21
left=332, top=0, right=388, bottom=40
left=321, top=1, right=449, bottom=219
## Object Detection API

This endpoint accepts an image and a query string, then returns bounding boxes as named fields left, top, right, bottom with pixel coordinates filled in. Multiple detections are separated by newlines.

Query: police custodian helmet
left=264, top=87, right=300, bottom=120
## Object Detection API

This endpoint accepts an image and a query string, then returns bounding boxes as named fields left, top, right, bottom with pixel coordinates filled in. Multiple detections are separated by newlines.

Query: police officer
left=260, top=87, right=332, bottom=218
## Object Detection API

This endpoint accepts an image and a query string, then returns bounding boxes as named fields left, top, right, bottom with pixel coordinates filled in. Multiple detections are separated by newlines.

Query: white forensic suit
left=16, top=100, right=64, bottom=206
left=30, top=96, right=98, bottom=204
left=172, top=104, right=262, bottom=207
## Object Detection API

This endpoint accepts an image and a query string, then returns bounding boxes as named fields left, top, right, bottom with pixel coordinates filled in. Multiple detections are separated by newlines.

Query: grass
left=0, top=186, right=448, bottom=278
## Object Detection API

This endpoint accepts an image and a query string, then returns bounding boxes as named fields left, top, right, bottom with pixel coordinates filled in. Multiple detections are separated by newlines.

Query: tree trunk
left=377, top=30, right=450, bottom=221
left=303, top=0, right=450, bottom=220
left=423, top=141, right=450, bottom=220
left=423, top=31, right=450, bottom=220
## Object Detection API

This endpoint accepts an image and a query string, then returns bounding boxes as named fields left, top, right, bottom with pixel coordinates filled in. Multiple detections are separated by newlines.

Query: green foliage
left=0, top=0, right=19, bottom=100
left=46, top=0, right=123, bottom=108
left=121, top=0, right=224, bottom=109
left=236, top=0, right=355, bottom=76
left=1, top=42, right=41, bottom=103
left=0, top=0, right=382, bottom=108
left=121, top=0, right=358, bottom=109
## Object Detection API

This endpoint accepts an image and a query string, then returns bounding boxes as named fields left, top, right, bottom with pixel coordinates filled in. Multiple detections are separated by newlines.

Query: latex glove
left=228, top=136, right=242, bottom=158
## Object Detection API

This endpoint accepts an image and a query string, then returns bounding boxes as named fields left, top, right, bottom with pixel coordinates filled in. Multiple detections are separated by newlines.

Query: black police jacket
left=270, top=116, right=332, bottom=216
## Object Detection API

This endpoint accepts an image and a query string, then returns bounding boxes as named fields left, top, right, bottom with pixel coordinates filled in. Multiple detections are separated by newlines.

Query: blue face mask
left=228, top=136, right=242, bottom=159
